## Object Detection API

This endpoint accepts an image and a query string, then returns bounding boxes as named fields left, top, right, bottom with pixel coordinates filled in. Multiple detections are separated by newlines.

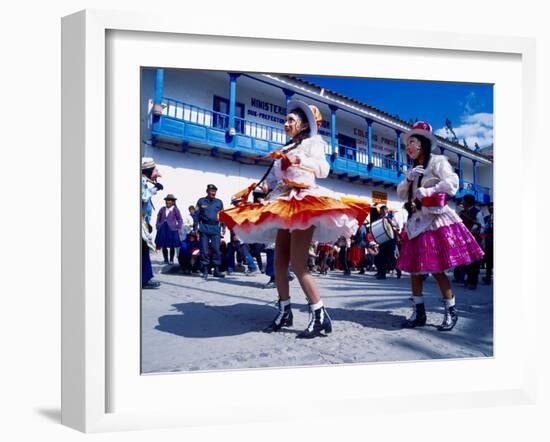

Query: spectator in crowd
left=178, top=232, right=201, bottom=274
left=264, top=244, right=276, bottom=288
left=482, top=201, right=494, bottom=285
left=374, top=205, right=395, bottom=279
left=155, top=194, right=183, bottom=264
left=248, top=243, right=265, bottom=273
left=336, top=235, right=351, bottom=276
left=327, top=246, right=337, bottom=271
left=455, top=194, right=485, bottom=289
left=182, top=205, right=198, bottom=237
left=308, top=241, right=318, bottom=272
left=387, top=210, right=402, bottom=279
left=141, top=157, right=163, bottom=289
left=354, top=221, right=368, bottom=274
left=196, top=184, right=226, bottom=279
left=366, top=239, right=379, bottom=270
left=317, top=242, right=332, bottom=275
left=226, top=230, right=260, bottom=275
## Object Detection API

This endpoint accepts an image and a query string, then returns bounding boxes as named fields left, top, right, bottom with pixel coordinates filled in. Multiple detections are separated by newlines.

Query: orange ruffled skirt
left=219, top=187, right=370, bottom=244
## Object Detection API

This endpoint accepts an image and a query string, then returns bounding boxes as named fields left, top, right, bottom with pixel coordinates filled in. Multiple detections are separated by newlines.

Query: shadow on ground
left=155, top=301, right=408, bottom=338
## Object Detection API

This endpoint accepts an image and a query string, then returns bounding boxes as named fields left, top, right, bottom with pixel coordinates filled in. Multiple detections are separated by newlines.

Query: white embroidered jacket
left=397, top=154, right=459, bottom=206
left=267, top=135, right=330, bottom=189
left=396, top=154, right=460, bottom=238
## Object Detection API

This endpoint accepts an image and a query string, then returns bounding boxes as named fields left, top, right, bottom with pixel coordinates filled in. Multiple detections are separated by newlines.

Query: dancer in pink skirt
left=396, top=121, right=484, bottom=331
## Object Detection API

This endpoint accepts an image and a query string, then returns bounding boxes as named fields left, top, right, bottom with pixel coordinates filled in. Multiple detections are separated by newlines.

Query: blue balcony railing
left=163, top=98, right=215, bottom=127
left=151, top=96, right=491, bottom=203
left=234, top=116, right=286, bottom=144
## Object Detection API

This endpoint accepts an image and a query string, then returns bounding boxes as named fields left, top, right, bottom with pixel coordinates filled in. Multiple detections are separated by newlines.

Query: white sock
left=444, top=297, right=455, bottom=308
left=310, top=300, right=324, bottom=310
left=412, top=296, right=424, bottom=305
left=279, top=298, right=291, bottom=308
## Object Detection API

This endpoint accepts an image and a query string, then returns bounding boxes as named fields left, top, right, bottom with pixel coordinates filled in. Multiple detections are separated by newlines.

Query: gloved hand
left=415, top=187, right=434, bottom=199
left=154, top=182, right=164, bottom=191
left=406, top=165, right=424, bottom=181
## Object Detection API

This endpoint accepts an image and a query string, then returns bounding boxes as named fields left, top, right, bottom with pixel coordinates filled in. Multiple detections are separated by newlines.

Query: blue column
left=153, top=68, right=165, bottom=118
left=330, top=105, right=338, bottom=155
left=366, top=118, right=373, bottom=168
left=457, top=154, right=463, bottom=188
left=395, top=129, right=402, bottom=173
left=283, top=88, right=295, bottom=108
left=154, top=68, right=164, bottom=105
left=228, top=73, right=241, bottom=135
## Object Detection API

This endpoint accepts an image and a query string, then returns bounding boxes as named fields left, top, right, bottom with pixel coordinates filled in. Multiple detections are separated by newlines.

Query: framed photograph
left=62, top=9, right=537, bottom=433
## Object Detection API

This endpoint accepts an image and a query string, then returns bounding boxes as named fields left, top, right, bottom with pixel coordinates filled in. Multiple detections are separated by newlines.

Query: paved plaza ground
left=142, top=254, right=493, bottom=374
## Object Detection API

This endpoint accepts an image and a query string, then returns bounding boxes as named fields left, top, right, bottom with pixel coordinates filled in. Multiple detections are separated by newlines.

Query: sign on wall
left=372, top=191, right=388, bottom=205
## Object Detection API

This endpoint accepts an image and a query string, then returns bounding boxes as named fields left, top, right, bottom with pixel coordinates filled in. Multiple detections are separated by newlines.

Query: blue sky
left=297, top=75, right=494, bottom=151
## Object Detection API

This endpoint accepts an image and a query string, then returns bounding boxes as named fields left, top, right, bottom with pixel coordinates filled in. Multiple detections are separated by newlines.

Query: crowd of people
left=141, top=107, right=493, bottom=337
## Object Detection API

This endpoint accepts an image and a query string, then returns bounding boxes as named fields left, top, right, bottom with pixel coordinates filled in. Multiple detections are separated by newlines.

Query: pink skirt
left=397, top=221, right=484, bottom=274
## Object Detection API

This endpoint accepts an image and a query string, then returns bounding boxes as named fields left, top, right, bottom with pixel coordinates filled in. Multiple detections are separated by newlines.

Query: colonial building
left=141, top=68, right=492, bottom=229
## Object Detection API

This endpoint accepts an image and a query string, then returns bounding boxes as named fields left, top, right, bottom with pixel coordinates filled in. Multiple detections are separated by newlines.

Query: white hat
left=141, top=157, right=156, bottom=170
left=403, top=121, right=437, bottom=150
left=287, top=100, right=318, bottom=137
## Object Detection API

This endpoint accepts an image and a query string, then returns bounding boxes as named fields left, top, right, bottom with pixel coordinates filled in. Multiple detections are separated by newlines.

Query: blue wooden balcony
left=151, top=98, right=285, bottom=158
left=150, top=96, right=491, bottom=204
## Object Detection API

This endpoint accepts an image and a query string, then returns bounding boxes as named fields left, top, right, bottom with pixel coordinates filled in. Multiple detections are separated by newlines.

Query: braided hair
left=407, top=135, right=433, bottom=210
left=255, top=107, right=312, bottom=195
left=282, top=107, right=310, bottom=152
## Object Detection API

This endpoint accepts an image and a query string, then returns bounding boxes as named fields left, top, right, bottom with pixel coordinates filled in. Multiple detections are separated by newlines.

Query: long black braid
left=405, top=135, right=432, bottom=215
left=256, top=108, right=311, bottom=191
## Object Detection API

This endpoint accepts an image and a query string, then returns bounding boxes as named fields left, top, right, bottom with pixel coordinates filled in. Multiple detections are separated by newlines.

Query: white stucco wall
left=144, top=145, right=411, bottom=239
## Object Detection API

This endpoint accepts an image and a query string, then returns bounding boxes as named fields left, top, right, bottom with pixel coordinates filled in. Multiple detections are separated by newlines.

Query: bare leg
left=290, top=226, right=320, bottom=304
left=411, top=274, right=424, bottom=296
left=432, top=272, right=454, bottom=300
left=274, top=229, right=291, bottom=301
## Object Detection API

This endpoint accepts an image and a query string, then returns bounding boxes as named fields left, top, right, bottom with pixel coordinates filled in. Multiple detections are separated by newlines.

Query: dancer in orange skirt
left=219, top=101, right=370, bottom=338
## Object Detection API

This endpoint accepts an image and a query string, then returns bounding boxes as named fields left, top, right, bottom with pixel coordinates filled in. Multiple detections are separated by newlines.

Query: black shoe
left=296, top=306, right=332, bottom=339
left=402, top=299, right=427, bottom=328
left=263, top=300, right=293, bottom=332
left=142, top=280, right=161, bottom=289
left=213, top=266, right=225, bottom=278
left=358, top=270, right=365, bottom=275
left=438, top=304, right=458, bottom=331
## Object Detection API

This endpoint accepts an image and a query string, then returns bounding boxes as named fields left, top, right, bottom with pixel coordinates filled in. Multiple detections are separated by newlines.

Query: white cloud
left=435, top=112, right=493, bottom=150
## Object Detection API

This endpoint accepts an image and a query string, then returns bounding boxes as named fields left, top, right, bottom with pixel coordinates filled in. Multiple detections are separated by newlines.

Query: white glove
left=415, top=187, right=434, bottom=199
left=406, top=166, right=424, bottom=181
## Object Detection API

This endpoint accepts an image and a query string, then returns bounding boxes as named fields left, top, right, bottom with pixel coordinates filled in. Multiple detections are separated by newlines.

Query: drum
left=369, top=218, right=395, bottom=244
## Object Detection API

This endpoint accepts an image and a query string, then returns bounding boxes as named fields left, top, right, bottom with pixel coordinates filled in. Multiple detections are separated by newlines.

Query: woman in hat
left=219, top=101, right=370, bottom=338
left=396, top=121, right=484, bottom=331
left=141, top=157, right=163, bottom=289
left=155, top=194, right=183, bottom=264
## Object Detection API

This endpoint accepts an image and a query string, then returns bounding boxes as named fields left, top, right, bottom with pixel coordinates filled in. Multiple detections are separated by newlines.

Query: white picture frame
left=61, top=9, right=537, bottom=433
